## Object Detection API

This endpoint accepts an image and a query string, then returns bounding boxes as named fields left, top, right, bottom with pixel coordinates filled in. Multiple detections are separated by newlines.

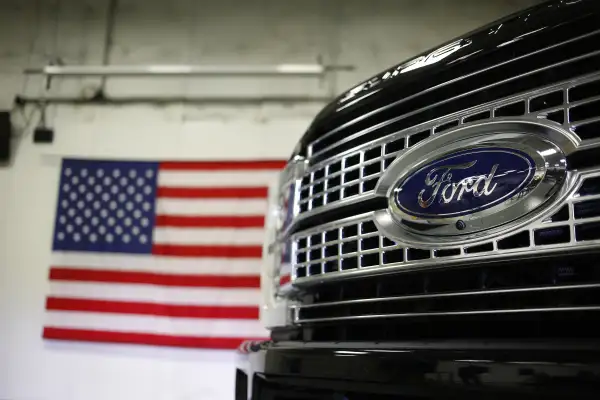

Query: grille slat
left=298, top=306, right=600, bottom=324
left=299, top=283, right=600, bottom=310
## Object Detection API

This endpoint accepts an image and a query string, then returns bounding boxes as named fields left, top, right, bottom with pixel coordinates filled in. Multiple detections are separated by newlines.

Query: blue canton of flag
left=53, top=159, right=159, bottom=254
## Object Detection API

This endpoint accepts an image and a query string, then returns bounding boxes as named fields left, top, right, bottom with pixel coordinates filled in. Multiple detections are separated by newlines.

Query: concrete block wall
left=0, top=1, right=538, bottom=399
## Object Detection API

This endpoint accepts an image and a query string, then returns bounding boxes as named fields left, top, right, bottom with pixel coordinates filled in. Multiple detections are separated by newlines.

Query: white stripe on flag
left=155, top=198, right=268, bottom=216
left=153, top=227, right=265, bottom=245
left=46, top=311, right=269, bottom=337
left=51, top=252, right=262, bottom=276
left=158, top=170, right=279, bottom=187
left=280, top=263, right=292, bottom=275
left=49, top=282, right=260, bottom=306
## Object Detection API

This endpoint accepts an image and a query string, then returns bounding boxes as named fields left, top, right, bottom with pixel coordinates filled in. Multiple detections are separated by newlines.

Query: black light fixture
left=33, top=104, right=54, bottom=144
left=0, top=111, right=11, bottom=162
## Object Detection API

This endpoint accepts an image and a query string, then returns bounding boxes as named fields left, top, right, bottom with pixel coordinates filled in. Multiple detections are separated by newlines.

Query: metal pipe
left=23, top=63, right=353, bottom=77
left=14, top=94, right=334, bottom=106
left=99, top=0, right=119, bottom=90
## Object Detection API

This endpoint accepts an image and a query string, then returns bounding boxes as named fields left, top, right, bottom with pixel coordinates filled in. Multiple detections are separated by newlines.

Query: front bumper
left=236, top=340, right=600, bottom=399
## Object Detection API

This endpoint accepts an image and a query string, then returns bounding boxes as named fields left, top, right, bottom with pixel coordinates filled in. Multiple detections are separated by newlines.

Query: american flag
left=43, top=158, right=286, bottom=349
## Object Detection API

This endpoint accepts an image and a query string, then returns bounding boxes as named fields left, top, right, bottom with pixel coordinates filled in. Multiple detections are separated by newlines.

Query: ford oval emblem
left=395, top=148, right=535, bottom=219
left=373, top=121, right=571, bottom=247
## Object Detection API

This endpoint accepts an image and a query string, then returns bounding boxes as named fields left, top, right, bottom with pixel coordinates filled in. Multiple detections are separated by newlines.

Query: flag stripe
left=158, top=170, right=281, bottom=188
left=155, top=198, right=267, bottom=216
left=157, top=187, right=268, bottom=199
left=155, top=215, right=265, bottom=228
left=43, top=328, right=266, bottom=349
left=280, top=275, right=291, bottom=286
left=49, top=282, right=260, bottom=306
left=46, top=297, right=259, bottom=319
left=152, top=244, right=262, bottom=258
left=51, top=252, right=262, bottom=275
left=159, top=160, right=287, bottom=171
left=152, top=227, right=265, bottom=246
left=49, top=268, right=260, bottom=288
left=45, top=311, right=269, bottom=337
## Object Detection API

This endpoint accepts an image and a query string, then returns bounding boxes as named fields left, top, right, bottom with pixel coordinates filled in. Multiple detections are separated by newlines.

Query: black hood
left=296, top=0, right=600, bottom=160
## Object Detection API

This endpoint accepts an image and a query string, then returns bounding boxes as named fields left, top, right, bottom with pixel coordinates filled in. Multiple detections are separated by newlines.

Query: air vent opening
left=530, top=91, right=564, bottom=112
left=364, top=147, right=381, bottom=162
left=382, top=248, right=404, bottom=264
left=465, top=242, right=494, bottom=254
left=463, top=111, right=490, bottom=123
left=407, top=248, right=430, bottom=261
left=576, top=221, right=600, bottom=241
left=578, top=177, right=600, bottom=196
left=435, top=120, right=459, bottom=133
left=534, top=226, right=571, bottom=245
left=548, top=205, right=570, bottom=222
left=495, top=101, right=526, bottom=117
left=544, top=110, right=565, bottom=124
left=570, top=80, right=600, bottom=102
left=497, top=231, right=531, bottom=250
left=575, top=200, right=600, bottom=219
left=575, top=120, right=600, bottom=139
left=408, top=130, right=430, bottom=146
left=341, top=257, right=358, bottom=270
left=570, top=99, right=600, bottom=122
left=434, top=248, right=461, bottom=257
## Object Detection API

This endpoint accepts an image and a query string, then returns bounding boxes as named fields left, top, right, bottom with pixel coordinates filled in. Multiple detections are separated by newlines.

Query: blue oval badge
left=395, top=147, right=536, bottom=218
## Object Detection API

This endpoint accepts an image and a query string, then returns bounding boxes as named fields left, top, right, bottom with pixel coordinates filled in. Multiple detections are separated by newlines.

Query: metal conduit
left=24, top=63, right=354, bottom=77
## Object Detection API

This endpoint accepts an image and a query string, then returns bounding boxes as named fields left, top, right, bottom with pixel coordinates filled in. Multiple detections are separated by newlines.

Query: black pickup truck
left=237, top=1, right=600, bottom=398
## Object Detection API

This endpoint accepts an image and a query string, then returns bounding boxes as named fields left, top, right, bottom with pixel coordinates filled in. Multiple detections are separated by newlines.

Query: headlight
left=261, top=156, right=307, bottom=328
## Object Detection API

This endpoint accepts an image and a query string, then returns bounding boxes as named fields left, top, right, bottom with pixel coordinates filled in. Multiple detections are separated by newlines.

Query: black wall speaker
left=0, top=111, right=11, bottom=163
left=34, top=127, right=54, bottom=144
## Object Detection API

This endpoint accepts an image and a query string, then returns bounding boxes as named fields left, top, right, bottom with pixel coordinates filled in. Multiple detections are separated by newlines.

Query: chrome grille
left=293, top=169, right=600, bottom=283
left=290, top=72, right=600, bottom=284
left=269, top=6, right=600, bottom=340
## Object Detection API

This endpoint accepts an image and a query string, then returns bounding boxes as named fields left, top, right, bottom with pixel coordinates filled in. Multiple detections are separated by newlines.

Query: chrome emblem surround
left=374, top=120, right=577, bottom=248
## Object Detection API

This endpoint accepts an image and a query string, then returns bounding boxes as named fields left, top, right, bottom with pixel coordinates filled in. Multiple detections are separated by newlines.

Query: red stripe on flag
left=46, top=297, right=259, bottom=319
left=159, top=160, right=286, bottom=171
left=152, top=244, right=263, bottom=258
left=155, top=215, right=265, bottom=228
left=157, top=186, right=268, bottom=199
left=43, top=327, right=267, bottom=349
left=279, top=275, right=291, bottom=286
left=49, top=267, right=260, bottom=288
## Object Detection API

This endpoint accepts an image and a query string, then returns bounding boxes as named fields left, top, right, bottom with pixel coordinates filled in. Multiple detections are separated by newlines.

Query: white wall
left=0, top=1, right=538, bottom=399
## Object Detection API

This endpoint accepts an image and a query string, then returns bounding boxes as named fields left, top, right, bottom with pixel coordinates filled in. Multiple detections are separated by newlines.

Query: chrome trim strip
left=295, top=306, right=600, bottom=324
left=296, top=282, right=600, bottom=309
